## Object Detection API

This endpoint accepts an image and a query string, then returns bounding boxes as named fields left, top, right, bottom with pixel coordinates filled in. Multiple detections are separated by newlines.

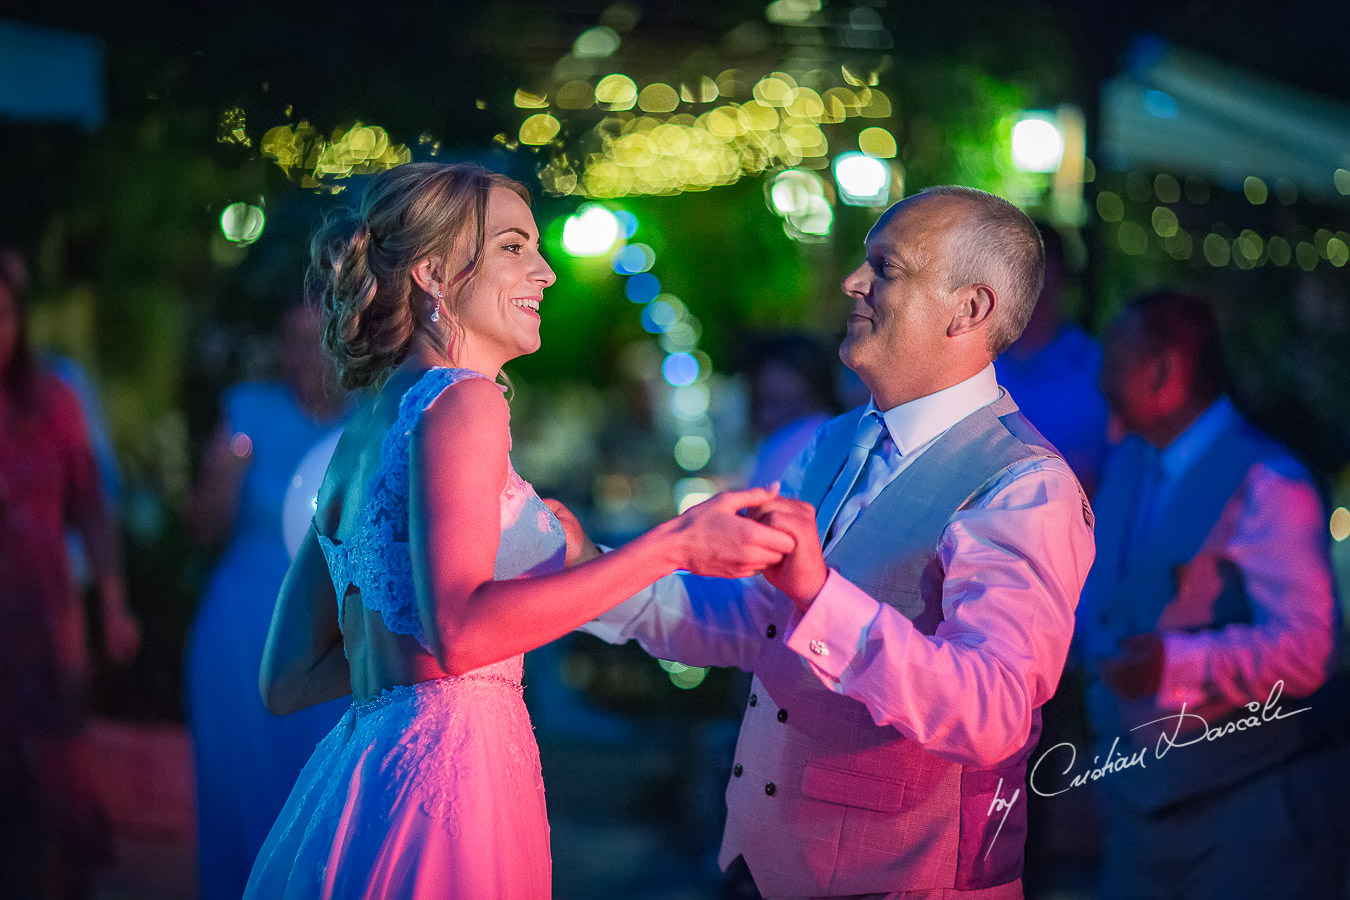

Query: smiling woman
left=242, top=161, right=796, bottom=899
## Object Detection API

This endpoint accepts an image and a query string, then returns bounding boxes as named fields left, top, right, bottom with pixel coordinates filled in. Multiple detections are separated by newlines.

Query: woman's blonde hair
left=307, top=162, right=531, bottom=390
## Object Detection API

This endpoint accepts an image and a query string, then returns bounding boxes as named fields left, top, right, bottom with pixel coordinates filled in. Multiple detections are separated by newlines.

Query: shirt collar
left=872, top=364, right=1001, bottom=456
left=1158, top=395, right=1236, bottom=481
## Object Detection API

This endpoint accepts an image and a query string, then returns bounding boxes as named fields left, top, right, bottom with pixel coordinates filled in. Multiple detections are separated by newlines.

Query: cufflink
left=809, top=640, right=829, bottom=656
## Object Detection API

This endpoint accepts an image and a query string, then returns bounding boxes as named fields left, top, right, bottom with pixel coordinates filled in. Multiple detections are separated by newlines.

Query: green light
left=220, top=202, right=265, bottom=245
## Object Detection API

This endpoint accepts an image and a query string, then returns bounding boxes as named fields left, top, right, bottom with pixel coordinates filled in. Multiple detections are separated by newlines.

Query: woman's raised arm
left=410, top=377, right=794, bottom=675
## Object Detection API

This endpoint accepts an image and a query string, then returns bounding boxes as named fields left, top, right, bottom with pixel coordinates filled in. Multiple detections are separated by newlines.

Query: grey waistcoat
left=720, top=391, right=1081, bottom=897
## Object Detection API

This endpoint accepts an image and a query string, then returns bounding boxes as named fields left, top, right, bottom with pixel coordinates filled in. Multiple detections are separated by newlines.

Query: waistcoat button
left=777, top=709, right=788, bottom=723
left=766, top=624, right=777, bottom=638
left=765, top=782, right=776, bottom=796
left=748, top=693, right=758, bottom=707
left=733, top=764, right=743, bottom=777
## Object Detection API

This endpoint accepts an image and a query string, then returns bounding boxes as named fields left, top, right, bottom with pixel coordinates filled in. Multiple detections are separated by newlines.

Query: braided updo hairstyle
left=308, top=162, right=531, bottom=390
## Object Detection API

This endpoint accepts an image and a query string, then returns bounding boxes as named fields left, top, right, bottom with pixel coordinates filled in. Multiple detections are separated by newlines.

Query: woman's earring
left=431, top=289, right=443, bottom=323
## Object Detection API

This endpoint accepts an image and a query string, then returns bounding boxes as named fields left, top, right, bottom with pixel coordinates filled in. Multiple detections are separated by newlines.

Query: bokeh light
left=1096, top=191, right=1125, bottom=222
left=513, top=89, right=549, bottom=109
left=674, top=434, right=713, bottom=471
left=507, top=37, right=899, bottom=197
left=574, top=26, right=621, bottom=58
left=1203, top=233, right=1232, bottom=267
left=833, top=151, right=889, bottom=206
left=768, top=169, right=825, bottom=217
left=1331, top=507, right=1350, bottom=542
left=662, top=352, right=700, bottom=386
left=641, top=298, right=679, bottom=333
left=675, top=477, right=718, bottom=513
left=612, top=243, right=656, bottom=274
left=1010, top=114, right=1065, bottom=173
left=519, top=113, right=561, bottom=146
left=638, top=83, right=680, bottom=114
left=561, top=204, right=623, bottom=256
left=1243, top=176, right=1268, bottom=205
left=220, top=202, right=265, bottom=245
left=670, top=384, right=711, bottom=421
left=765, top=0, right=822, bottom=25
left=625, top=272, right=661, bottom=303
left=1143, top=89, right=1179, bottom=118
left=261, top=121, right=409, bottom=190
left=614, top=210, right=640, bottom=238
left=658, top=658, right=709, bottom=689
left=858, top=127, right=897, bottom=158
left=595, top=74, right=638, bottom=110
left=1151, top=206, right=1179, bottom=238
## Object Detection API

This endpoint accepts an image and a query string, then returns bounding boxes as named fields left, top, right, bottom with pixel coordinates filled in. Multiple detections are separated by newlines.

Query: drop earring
left=431, top=289, right=443, bottom=323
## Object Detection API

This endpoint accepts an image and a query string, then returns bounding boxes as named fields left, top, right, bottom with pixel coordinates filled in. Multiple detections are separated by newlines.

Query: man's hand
left=542, top=499, right=602, bottom=568
left=1098, top=632, right=1164, bottom=699
left=747, top=496, right=827, bottom=612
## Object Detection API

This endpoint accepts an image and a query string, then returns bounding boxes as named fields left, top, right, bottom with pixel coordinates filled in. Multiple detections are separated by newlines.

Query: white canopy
left=1101, top=37, right=1350, bottom=204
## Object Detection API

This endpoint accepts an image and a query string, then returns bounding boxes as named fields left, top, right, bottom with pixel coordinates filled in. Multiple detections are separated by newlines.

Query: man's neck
left=1142, top=394, right=1220, bottom=449
left=869, top=358, right=992, bottom=410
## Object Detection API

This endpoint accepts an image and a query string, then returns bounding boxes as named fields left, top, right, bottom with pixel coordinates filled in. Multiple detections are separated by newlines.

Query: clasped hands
left=545, top=486, right=829, bottom=611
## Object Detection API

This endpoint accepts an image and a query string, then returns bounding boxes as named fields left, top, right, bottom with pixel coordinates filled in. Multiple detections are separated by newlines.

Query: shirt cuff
left=1157, top=632, right=1209, bottom=710
left=783, top=568, right=880, bottom=682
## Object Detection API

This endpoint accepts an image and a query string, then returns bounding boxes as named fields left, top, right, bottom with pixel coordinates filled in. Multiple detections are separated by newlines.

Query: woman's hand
left=667, top=487, right=796, bottom=579
left=98, top=575, right=141, bottom=665
left=542, top=499, right=602, bottom=568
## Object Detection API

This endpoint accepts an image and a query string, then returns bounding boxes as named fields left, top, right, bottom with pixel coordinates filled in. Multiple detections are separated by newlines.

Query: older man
left=1079, top=290, right=1345, bottom=899
left=577, top=186, right=1095, bottom=898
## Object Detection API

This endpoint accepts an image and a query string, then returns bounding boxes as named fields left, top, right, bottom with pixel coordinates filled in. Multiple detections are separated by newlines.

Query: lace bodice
left=315, top=367, right=566, bottom=655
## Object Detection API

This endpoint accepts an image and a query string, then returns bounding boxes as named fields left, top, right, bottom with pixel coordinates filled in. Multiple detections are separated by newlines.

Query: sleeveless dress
left=244, top=368, right=566, bottom=899
left=187, top=382, right=349, bottom=900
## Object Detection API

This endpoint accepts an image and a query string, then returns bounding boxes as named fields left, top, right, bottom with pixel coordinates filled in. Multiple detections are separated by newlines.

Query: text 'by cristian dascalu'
left=981, top=680, right=1310, bottom=861
left=1028, top=680, right=1309, bottom=798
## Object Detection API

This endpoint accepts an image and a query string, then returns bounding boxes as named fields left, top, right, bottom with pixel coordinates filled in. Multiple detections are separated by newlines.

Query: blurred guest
left=0, top=252, right=140, bottom=900
left=1006, top=227, right=1109, bottom=895
left=1078, top=290, right=1346, bottom=898
left=741, top=331, right=841, bottom=488
left=45, top=353, right=122, bottom=595
left=996, top=226, right=1108, bottom=496
left=184, top=302, right=350, bottom=900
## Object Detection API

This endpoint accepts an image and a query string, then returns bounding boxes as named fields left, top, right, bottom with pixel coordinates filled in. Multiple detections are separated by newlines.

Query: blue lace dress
left=244, top=368, right=566, bottom=899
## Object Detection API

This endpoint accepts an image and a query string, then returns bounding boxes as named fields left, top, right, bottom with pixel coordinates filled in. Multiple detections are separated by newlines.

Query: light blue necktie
left=816, top=410, right=886, bottom=542
left=1121, top=446, right=1164, bottom=570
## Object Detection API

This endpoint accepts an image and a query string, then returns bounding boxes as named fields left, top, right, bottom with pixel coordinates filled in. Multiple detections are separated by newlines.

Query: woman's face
left=449, top=187, right=556, bottom=372
left=0, top=281, right=17, bottom=374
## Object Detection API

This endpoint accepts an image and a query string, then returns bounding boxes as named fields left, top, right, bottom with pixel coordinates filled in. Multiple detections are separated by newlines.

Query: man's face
left=1099, top=320, right=1159, bottom=436
left=839, top=195, right=962, bottom=404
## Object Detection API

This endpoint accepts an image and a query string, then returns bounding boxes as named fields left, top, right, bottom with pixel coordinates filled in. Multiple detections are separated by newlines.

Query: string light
left=508, top=21, right=895, bottom=198
left=1095, top=171, right=1349, bottom=271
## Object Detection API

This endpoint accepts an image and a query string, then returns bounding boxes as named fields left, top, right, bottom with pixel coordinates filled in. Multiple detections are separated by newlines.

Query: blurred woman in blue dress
left=185, top=302, right=351, bottom=900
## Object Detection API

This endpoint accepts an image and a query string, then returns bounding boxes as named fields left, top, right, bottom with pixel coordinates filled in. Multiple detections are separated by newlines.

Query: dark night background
left=3, top=2, right=1349, bottom=897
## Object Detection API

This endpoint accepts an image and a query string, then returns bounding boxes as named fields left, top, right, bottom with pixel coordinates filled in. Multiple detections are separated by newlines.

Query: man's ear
left=410, top=258, right=442, bottom=298
left=1153, top=347, right=1190, bottom=405
left=946, top=283, right=997, bottom=338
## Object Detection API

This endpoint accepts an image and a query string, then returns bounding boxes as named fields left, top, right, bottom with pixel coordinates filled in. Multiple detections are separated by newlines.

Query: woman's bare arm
left=412, top=377, right=794, bottom=675
left=260, top=526, right=351, bottom=715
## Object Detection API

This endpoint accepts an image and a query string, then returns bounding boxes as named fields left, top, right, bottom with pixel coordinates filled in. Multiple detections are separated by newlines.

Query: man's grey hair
left=917, top=186, right=1045, bottom=355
